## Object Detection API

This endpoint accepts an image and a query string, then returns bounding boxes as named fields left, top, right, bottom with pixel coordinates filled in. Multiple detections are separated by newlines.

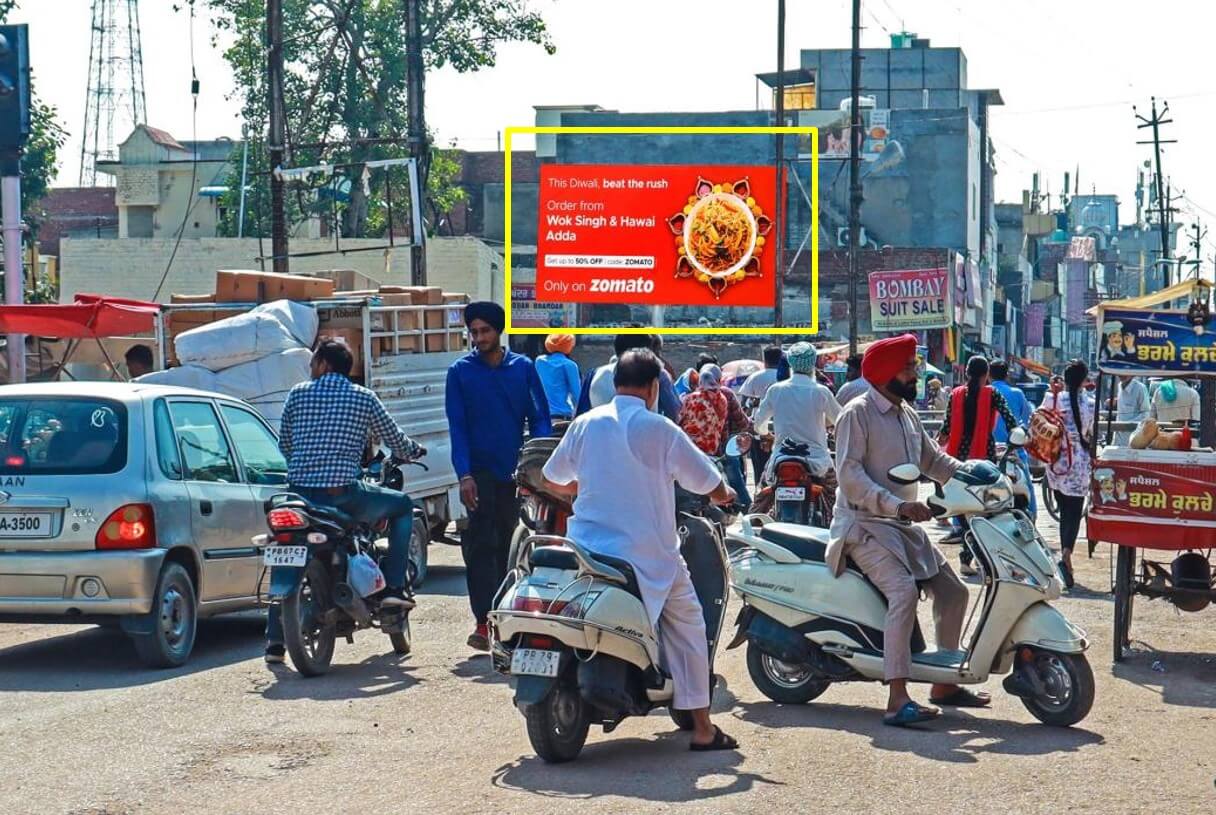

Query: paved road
left=2, top=506, right=1215, bottom=814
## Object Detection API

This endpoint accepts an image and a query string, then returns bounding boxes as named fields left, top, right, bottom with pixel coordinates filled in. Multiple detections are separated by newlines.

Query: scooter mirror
left=1008, top=427, right=1028, bottom=447
left=887, top=463, right=922, bottom=485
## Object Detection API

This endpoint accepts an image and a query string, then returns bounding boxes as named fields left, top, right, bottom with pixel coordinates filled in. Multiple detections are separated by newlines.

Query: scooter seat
left=760, top=523, right=831, bottom=562
left=529, top=546, right=643, bottom=601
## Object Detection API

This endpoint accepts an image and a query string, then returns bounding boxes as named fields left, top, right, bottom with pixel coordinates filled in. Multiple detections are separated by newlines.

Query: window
left=220, top=405, right=288, bottom=486
left=168, top=401, right=238, bottom=483
left=154, top=400, right=183, bottom=480
left=0, top=398, right=128, bottom=474
left=774, top=83, right=816, bottom=112
left=127, top=206, right=154, bottom=238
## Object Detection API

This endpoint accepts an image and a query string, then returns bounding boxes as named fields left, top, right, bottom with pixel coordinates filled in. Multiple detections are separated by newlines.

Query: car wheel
left=130, top=562, right=197, bottom=669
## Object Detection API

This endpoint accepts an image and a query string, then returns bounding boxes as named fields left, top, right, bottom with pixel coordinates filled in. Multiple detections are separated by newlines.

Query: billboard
left=1096, top=307, right=1216, bottom=375
left=868, top=267, right=952, bottom=332
left=535, top=164, right=779, bottom=308
left=797, top=108, right=891, bottom=161
left=510, top=283, right=577, bottom=329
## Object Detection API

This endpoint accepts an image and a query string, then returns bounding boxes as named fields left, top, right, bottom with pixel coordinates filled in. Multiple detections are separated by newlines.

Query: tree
left=198, top=0, right=554, bottom=241
left=0, top=1, right=68, bottom=242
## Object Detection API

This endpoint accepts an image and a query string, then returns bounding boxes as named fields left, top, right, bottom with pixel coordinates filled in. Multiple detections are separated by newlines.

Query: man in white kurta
left=543, top=349, right=738, bottom=750
left=753, top=342, right=842, bottom=479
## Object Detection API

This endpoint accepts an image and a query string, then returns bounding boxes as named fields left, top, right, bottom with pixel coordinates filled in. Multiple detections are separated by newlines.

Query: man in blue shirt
left=535, top=333, right=581, bottom=420
left=446, top=301, right=552, bottom=651
left=989, top=359, right=1036, bottom=517
left=578, top=333, right=681, bottom=421
left=266, top=340, right=424, bottom=664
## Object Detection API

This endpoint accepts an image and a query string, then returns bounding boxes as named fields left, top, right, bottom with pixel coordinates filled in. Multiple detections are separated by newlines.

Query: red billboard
left=535, top=164, right=779, bottom=307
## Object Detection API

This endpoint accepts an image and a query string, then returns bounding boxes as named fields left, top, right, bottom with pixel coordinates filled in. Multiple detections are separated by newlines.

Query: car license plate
left=511, top=647, right=560, bottom=677
left=775, top=486, right=806, bottom=501
left=262, top=545, right=308, bottom=567
left=0, top=511, right=52, bottom=538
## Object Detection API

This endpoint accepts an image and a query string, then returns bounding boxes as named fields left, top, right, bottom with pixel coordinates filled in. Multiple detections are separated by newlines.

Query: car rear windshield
left=0, top=398, right=128, bottom=475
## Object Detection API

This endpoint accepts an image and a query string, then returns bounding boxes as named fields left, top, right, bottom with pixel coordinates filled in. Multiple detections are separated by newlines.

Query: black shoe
left=1059, top=558, right=1075, bottom=589
left=265, top=644, right=286, bottom=664
left=940, top=532, right=963, bottom=545
left=378, top=587, right=416, bottom=610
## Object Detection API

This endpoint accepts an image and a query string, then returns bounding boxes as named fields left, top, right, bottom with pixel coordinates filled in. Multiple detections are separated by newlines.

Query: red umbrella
left=721, top=359, right=763, bottom=389
left=0, top=294, right=159, bottom=339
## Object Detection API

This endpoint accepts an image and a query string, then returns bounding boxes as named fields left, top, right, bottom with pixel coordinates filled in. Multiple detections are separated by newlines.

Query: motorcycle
left=507, top=433, right=574, bottom=569
left=749, top=438, right=833, bottom=527
left=726, top=429, right=1095, bottom=727
left=489, top=497, right=731, bottom=763
left=256, top=455, right=428, bottom=677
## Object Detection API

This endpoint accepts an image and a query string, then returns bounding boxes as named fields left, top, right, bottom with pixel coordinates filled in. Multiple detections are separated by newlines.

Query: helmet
left=1170, top=552, right=1211, bottom=612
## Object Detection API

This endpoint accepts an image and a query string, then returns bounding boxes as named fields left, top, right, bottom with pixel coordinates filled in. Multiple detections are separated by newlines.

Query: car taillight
left=775, top=461, right=808, bottom=483
left=512, top=595, right=567, bottom=615
left=95, top=504, right=155, bottom=550
left=267, top=508, right=308, bottom=531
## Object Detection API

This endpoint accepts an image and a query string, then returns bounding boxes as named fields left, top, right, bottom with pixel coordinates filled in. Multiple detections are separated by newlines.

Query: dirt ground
left=1, top=498, right=1214, bottom=815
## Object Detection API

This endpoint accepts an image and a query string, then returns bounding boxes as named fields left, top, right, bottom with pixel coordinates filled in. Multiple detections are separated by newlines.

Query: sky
left=14, top=0, right=1216, bottom=259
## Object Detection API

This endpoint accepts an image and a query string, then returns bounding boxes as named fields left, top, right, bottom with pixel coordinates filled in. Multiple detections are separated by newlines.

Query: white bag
left=175, top=311, right=300, bottom=371
left=251, top=299, right=319, bottom=347
left=135, top=365, right=219, bottom=392
left=348, top=552, right=387, bottom=598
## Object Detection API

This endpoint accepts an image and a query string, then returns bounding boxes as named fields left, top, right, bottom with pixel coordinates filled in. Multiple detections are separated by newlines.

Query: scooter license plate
left=511, top=648, right=560, bottom=677
left=262, top=545, right=308, bottom=567
left=775, top=486, right=806, bottom=501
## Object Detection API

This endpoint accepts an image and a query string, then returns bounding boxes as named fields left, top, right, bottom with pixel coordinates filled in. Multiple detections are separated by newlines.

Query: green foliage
left=198, top=0, right=553, bottom=239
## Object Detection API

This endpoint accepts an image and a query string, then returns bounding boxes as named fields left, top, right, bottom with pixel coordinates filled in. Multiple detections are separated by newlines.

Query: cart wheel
left=1113, top=545, right=1136, bottom=663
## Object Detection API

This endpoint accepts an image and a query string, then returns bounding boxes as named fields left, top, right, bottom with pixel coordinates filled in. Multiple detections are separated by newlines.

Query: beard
left=887, top=377, right=919, bottom=401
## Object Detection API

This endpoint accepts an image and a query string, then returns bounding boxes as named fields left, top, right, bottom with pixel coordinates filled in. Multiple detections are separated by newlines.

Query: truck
left=155, top=297, right=468, bottom=584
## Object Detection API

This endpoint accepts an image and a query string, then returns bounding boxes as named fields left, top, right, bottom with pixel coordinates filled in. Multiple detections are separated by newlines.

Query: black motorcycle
left=258, top=456, right=427, bottom=677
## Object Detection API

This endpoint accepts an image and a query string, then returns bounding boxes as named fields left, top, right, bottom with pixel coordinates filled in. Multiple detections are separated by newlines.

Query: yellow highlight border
left=504, top=125, right=818, bottom=335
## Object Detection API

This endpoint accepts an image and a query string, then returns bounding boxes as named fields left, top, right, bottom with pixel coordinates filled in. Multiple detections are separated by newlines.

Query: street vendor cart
left=1089, top=287, right=1216, bottom=662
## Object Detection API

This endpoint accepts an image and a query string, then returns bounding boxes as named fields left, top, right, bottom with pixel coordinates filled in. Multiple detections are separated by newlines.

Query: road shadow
left=452, top=654, right=507, bottom=685
left=0, top=613, right=266, bottom=692
left=732, top=700, right=1104, bottom=764
left=256, top=651, right=421, bottom=702
left=415, top=564, right=469, bottom=598
left=1112, top=646, right=1216, bottom=709
left=492, top=733, right=780, bottom=803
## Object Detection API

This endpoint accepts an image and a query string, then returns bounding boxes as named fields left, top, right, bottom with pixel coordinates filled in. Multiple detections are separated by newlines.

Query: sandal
left=690, top=725, right=739, bottom=752
left=882, top=701, right=940, bottom=728
left=1058, top=559, right=1075, bottom=589
left=930, top=687, right=992, bottom=708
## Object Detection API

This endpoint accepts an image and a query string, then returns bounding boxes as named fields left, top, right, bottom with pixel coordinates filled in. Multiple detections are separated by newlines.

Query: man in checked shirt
left=264, top=340, right=425, bottom=664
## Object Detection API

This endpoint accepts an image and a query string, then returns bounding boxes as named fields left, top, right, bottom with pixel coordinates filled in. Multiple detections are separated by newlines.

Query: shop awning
left=0, top=295, right=160, bottom=339
left=1086, top=279, right=1211, bottom=315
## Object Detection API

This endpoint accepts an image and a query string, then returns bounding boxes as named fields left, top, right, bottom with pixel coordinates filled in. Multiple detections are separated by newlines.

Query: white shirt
left=835, top=377, right=870, bottom=406
left=1151, top=380, right=1200, bottom=423
left=588, top=361, right=617, bottom=408
left=753, top=373, right=842, bottom=474
left=1115, top=378, right=1150, bottom=444
left=739, top=368, right=779, bottom=400
left=544, top=396, right=723, bottom=624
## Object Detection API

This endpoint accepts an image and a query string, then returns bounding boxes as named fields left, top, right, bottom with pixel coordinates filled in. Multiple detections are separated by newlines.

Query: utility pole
left=772, top=0, right=785, bottom=330
left=266, top=0, right=289, bottom=274
left=846, top=0, right=862, bottom=354
left=1187, top=220, right=1206, bottom=280
left=0, top=25, right=30, bottom=384
left=405, top=0, right=428, bottom=285
left=1135, top=97, right=1175, bottom=287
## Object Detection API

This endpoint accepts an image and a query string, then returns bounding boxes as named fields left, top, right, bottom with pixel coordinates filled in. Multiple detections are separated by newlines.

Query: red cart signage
left=535, top=164, right=779, bottom=307
left=1087, top=449, right=1216, bottom=550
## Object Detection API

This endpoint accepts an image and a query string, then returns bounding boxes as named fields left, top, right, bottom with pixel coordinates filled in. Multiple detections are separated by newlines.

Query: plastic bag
left=348, top=552, right=386, bottom=597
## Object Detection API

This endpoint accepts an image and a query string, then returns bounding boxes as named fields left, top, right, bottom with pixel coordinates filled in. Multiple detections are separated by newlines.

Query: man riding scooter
left=265, top=340, right=424, bottom=664
left=753, top=342, right=841, bottom=494
left=826, top=334, right=986, bottom=726
left=542, top=349, right=740, bottom=751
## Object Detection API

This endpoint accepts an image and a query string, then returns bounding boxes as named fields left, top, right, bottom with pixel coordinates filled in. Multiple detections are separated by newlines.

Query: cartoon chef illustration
left=1095, top=468, right=1117, bottom=504
left=1100, top=321, right=1126, bottom=361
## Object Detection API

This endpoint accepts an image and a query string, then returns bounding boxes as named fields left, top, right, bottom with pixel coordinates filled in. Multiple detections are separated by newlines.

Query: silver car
left=0, top=382, right=289, bottom=667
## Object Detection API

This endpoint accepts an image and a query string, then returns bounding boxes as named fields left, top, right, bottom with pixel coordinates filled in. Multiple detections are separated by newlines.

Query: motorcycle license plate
left=775, top=486, right=806, bottom=501
left=511, top=648, right=560, bottom=677
left=262, top=545, right=308, bottom=567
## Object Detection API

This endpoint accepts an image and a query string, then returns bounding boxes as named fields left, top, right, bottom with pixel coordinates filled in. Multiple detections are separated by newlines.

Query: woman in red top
left=939, top=356, right=1021, bottom=573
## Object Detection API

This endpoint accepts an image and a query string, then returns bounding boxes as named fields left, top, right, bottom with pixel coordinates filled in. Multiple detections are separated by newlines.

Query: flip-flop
left=930, top=687, right=992, bottom=708
left=883, top=701, right=940, bottom=728
left=690, top=725, right=739, bottom=752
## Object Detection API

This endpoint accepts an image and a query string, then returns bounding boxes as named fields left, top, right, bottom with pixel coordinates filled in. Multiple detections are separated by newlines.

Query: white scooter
left=727, top=430, right=1095, bottom=726
left=489, top=498, right=731, bottom=763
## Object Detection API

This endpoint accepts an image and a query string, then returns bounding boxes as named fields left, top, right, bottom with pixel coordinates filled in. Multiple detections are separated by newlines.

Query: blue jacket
left=992, top=380, right=1030, bottom=443
left=446, top=349, right=552, bottom=482
left=535, top=352, right=581, bottom=417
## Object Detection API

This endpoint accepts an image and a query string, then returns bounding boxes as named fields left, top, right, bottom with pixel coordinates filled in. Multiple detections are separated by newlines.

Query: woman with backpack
left=1044, top=359, right=1095, bottom=589
left=938, top=356, right=1022, bottom=574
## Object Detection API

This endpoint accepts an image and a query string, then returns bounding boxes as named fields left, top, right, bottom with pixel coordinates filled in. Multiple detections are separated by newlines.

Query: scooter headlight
left=558, top=590, right=602, bottom=619
left=971, top=483, right=1012, bottom=509
left=998, top=552, right=1043, bottom=590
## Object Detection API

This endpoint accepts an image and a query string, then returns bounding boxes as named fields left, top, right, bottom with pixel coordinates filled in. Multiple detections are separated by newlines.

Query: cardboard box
left=318, top=327, right=377, bottom=376
left=315, top=269, right=381, bottom=292
left=215, top=270, right=336, bottom=303
left=425, top=329, right=466, bottom=353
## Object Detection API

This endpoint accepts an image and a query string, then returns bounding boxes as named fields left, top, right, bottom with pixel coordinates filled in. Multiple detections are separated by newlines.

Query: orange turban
left=861, top=334, right=918, bottom=385
left=545, top=333, right=575, bottom=355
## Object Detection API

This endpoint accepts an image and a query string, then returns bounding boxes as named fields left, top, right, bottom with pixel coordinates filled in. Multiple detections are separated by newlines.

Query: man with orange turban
left=536, top=333, right=581, bottom=421
left=825, top=334, right=985, bottom=727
